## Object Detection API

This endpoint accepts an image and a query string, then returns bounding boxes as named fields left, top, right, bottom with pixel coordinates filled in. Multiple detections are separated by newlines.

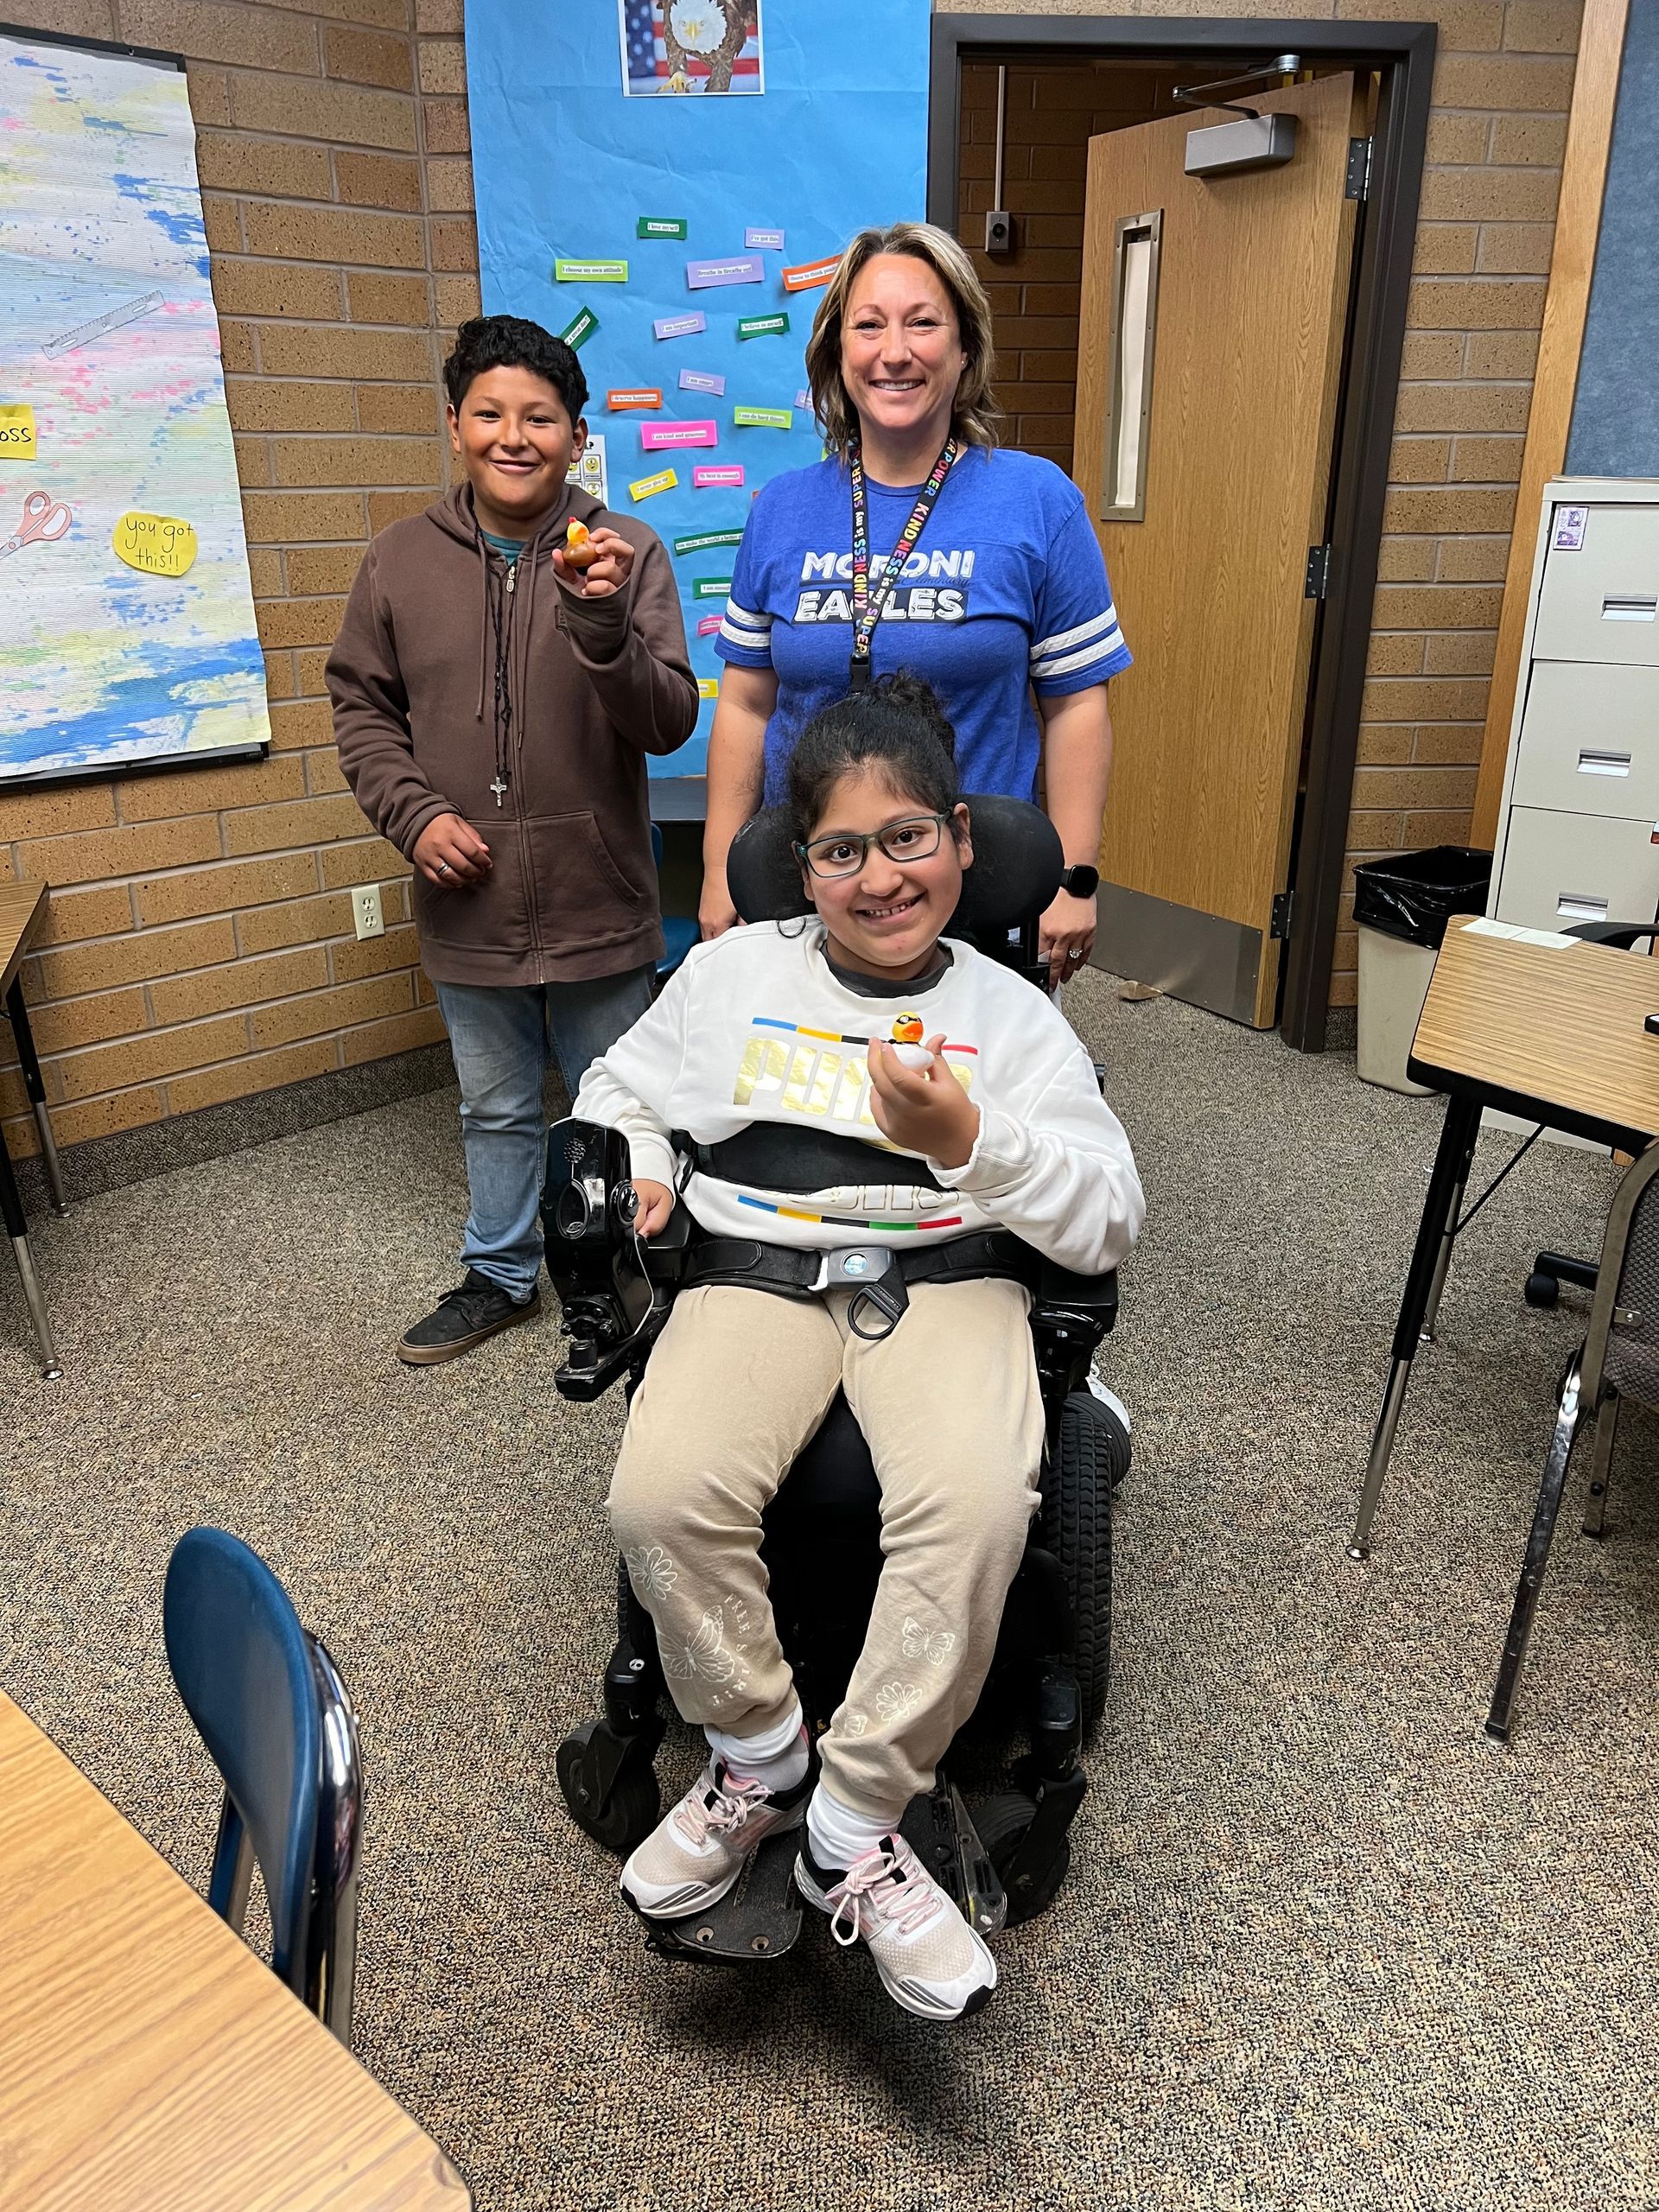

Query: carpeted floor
left=3, top=970, right=1656, bottom=2212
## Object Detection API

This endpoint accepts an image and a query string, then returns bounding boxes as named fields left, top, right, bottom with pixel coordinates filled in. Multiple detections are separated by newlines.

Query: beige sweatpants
left=607, top=1277, right=1044, bottom=1824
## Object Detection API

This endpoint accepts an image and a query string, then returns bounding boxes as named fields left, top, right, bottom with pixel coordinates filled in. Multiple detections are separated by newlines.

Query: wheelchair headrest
left=727, top=794, right=1064, bottom=935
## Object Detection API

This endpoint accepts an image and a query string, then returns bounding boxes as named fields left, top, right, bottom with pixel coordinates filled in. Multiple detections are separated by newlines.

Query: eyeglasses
left=795, top=813, right=951, bottom=880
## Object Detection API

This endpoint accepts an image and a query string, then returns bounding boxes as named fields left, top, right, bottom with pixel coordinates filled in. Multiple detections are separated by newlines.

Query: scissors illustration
left=1, top=490, right=73, bottom=560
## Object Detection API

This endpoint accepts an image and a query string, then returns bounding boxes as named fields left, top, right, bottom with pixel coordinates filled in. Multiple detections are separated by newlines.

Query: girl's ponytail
left=786, top=672, right=961, bottom=843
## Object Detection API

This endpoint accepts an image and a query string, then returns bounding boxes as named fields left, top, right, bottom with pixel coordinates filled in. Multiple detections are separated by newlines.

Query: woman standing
left=702, top=220, right=1130, bottom=986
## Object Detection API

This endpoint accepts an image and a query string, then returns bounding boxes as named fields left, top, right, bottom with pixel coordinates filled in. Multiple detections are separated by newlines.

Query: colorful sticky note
left=640, top=420, right=719, bottom=452
left=696, top=613, right=724, bottom=638
left=555, top=258, right=628, bottom=283
left=732, top=404, right=793, bottom=429
left=745, top=226, right=785, bottom=251
left=0, top=404, right=37, bottom=460
left=638, top=216, right=689, bottom=240
left=674, top=529, right=746, bottom=556
left=697, top=677, right=720, bottom=700
left=607, top=388, right=662, bottom=410
left=559, top=305, right=599, bottom=351
left=782, top=257, right=841, bottom=294
left=629, top=467, right=678, bottom=502
left=736, top=313, right=790, bottom=342
left=679, top=368, right=726, bottom=397
left=654, top=311, right=708, bottom=341
left=113, top=510, right=197, bottom=577
left=685, top=254, right=765, bottom=290
left=693, top=463, right=745, bottom=489
left=692, top=577, right=733, bottom=600
left=795, top=389, right=811, bottom=410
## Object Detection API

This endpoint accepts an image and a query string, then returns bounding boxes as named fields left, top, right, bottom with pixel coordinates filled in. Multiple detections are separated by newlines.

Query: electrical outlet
left=353, top=884, right=385, bottom=941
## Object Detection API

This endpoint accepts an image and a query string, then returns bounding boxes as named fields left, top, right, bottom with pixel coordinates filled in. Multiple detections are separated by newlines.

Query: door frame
left=929, top=14, right=1438, bottom=1052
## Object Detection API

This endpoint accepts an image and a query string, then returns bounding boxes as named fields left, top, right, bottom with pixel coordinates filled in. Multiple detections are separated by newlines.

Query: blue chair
left=162, top=1528, right=363, bottom=2044
left=650, top=823, right=699, bottom=985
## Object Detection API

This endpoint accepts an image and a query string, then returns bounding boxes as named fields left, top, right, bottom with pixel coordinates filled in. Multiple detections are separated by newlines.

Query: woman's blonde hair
left=804, top=222, right=1001, bottom=458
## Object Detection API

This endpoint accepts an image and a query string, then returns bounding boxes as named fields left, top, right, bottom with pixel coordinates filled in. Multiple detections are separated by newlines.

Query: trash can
left=1352, top=846, right=1491, bottom=1094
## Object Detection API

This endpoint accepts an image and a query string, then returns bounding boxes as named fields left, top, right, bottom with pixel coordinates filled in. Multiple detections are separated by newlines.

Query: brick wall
left=0, top=0, right=480, bottom=1159
left=953, top=0, right=1582, bottom=1007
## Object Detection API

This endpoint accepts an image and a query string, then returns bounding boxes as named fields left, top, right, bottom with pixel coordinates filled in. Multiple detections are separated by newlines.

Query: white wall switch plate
left=353, top=883, right=385, bottom=940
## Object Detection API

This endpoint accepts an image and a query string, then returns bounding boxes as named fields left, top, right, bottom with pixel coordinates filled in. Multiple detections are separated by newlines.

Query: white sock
left=705, top=1703, right=807, bottom=1793
left=806, top=1784, right=893, bottom=1874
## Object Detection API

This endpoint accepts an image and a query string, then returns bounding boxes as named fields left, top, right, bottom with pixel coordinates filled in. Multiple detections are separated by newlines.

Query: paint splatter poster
left=0, top=34, right=269, bottom=783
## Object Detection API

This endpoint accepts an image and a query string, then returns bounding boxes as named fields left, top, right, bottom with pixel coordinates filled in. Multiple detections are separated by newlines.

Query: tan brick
left=286, top=544, right=365, bottom=597
left=1465, top=329, right=1540, bottom=377
left=151, top=944, right=330, bottom=1026
left=37, top=918, right=235, bottom=998
left=233, top=434, right=270, bottom=488
left=308, top=0, right=410, bottom=24
left=1338, top=0, right=1503, bottom=43
left=1419, top=167, right=1561, bottom=222
left=1394, top=381, right=1532, bottom=433
left=270, top=435, right=442, bottom=488
left=1367, top=634, right=1426, bottom=677
left=296, top=649, right=334, bottom=696
left=1424, top=631, right=1497, bottom=675
left=340, top=1002, right=447, bottom=1065
left=226, top=378, right=357, bottom=434
left=1436, top=535, right=1512, bottom=582
left=356, top=383, right=439, bottom=434
left=1374, top=584, right=1503, bottom=628
left=416, top=0, right=463, bottom=26
left=41, top=1086, right=165, bottom=1149
left=1413, top=723, right=1486, bottom=764
left=1357, top=726, right=1414, bottom=766
left=246, top=546, right=284, bottom=598
left=227, top=71, right=416, bottom=152
left=236, top=889, right=351, bottom=954
left=1424, top=113, right=1491, bottom=163
left=324, top=22, right=413, bottom=88
left=433, top=275, right=481, bottom=328
left=422, top=99, right=470, bottom=155
left=1361, top=676, right=1492, bottom=721
left=267, top=700, right=338, bottom=753
left=165, top=1035, right=339, bottom=1116
left=303, top=748, right=352, bottom=796
left=368, top=489, right=435, bottom=531
left=321, top=836, right=406, bottom=888
left=331, top=921, right=419, bottom=981
left=219, top=318, right=257, bottom=373
left=1351, top=764, right=1480, bottom=811
left=1389, top=436, right=1450, bottom=484
left=122, top=0, right=319, bottom=70
left=413, top=965, right=434, bottom=1004
left=119, top=755, right=306, bottom=823
left=1449, top=434, right=1524, bottom=481
left=347, top=270, right=431, bottom=325
left=334, top=150, right=423, bottom=212
left=243, top=203, right=425, bottom=269
left=194, top=133, right=333, bottom=201
left=1408, top=277, right=1547, bottom=328
left=56, top=1014, right=249, bottom=1103
left=264, top=652, right=297, bottom=700
left=1346, top=810, right=1407, bottom=853
left=1490, top=111, right=1569, bottom=164
left=11, top=2, right=115, bottom=38
left=1504, top=0, right=1580, bottom=53
left=135, top=853, right=320, bottom=927
left=223, top=792, right=371, bottom=857
left=242, top=489, right=365, bottom=544
left=1414, top=225, right=1477, bottom=275
left=28, top=818, right=222, bottom=890
left=0, top=785, right=117, bottom=842
left=33, top=884, right=135, bottom=946
left=1404, top=806, right=1478, bottom=844
left=1376, top=537, right=1438, bottom=582
left=1435, top=53, right=1576, bottom=108
left=1383, top=486, right=1517, bottom=533
left=250, top=969, right=410, bottom=1048
left=429, top=217, right=478, bottom=274
left=259, top=324, right=433, bottom=383
left=255, top=596, right=348, bottom=651
left=425, top=156, right=474, bottom=213
left=212, top=258, right=344, bottom=322
left=1477, top=223, right=1556, bottom=275
left=1400, top=332, right=1465, bottom=379
left=29, top=986, right=149, bottom=1058
left=417, top=36, right=465, bottom=92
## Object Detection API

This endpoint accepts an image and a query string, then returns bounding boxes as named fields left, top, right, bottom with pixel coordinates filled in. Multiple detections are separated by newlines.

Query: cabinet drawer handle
left=1602, top=595, right=1658, bottom=622
left=1557, top=893, right=1609, bottom=921
left=1579, top=750, right=1632, bottom=775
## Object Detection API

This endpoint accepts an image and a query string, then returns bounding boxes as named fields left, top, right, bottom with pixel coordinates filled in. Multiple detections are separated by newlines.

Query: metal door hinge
left=1305, top=544, right=1332, bottom=599
left=1270, top=890, right=1295, bottom=941
left=1345, top=137, right=1373, bottom=199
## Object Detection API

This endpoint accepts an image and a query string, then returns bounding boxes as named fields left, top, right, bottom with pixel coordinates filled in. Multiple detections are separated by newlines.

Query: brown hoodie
left=327, top=481, right=698, bottom=988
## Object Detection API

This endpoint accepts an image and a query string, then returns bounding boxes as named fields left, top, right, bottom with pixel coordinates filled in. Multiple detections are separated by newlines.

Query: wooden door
left=1073, top=75, right=1361, bottom=1027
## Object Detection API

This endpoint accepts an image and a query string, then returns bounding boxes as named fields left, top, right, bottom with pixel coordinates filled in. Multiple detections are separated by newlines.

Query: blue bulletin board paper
left=464, top=0, right=931, bottom=791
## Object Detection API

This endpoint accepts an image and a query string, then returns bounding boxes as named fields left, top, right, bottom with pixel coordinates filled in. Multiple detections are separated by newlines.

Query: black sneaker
left=397, top=1269, right=540, bottom=1366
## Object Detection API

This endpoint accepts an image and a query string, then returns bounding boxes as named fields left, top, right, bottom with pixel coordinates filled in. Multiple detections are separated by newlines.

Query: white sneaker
left=795, top=1834, right=997, bottom=2021
left=620, top=1758, right=807, bottom=1920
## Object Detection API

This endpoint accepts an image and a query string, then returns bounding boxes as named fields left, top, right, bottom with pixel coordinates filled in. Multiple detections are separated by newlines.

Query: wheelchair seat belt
left=679, top=1227, right=1037, bottom=1342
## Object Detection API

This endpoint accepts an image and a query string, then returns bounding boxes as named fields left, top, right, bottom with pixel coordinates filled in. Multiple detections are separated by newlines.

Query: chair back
left=1586, top=1142, right=1659, bottom=1408
left=162, top=1529, right=361, bottom=2041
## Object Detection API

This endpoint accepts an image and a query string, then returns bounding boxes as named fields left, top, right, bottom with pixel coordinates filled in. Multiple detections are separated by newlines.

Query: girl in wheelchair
left=573, top=673, right=1143, bottom=2020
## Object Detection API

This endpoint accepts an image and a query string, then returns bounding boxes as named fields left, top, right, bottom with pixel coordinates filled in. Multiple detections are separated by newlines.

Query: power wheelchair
left=544, top=795, right=1130, bottom=1962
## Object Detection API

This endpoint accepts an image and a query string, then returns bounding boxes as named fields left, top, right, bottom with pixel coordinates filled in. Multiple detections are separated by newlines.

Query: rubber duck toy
left=887, top=1014, right=933, bottom=1071
left=562, top=518, right=601, bottom=571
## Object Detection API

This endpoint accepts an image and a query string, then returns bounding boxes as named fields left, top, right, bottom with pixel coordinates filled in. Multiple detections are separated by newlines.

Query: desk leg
left=6, top=979, right=66, bottom=1217
left=1485, top=1348, right=1584, bottom=1743
left=1348, top=1093, right=1481, bottom=1560
left=0, top=1127, right=62, bottom=1379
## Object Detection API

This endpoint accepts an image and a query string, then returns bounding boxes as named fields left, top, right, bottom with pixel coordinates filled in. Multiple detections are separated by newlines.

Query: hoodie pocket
left=524, top=810, right=649, bottom=933
left=413, top=815, right=529, bottom=953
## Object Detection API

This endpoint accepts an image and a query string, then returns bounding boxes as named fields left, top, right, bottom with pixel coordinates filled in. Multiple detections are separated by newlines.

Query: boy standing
left=329, top=315, right=698, bottom=1364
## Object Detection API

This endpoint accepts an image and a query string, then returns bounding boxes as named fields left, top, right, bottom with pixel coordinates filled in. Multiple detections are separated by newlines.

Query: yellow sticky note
left=0, top=404, right=36, bottom=460
left=628, top=467, right=677, bottom=502
left=113, top=511, right=198, bottom=577
left=697, top=677, right=718, bottom=700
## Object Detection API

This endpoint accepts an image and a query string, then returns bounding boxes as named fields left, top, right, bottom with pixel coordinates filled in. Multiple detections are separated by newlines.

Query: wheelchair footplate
left=899, top=1781, right=1007, bottom=1942
left=635, top=1829, right=804, bottom=1965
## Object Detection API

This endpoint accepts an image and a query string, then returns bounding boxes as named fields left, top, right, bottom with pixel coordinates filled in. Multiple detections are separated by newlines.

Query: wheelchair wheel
left=1042, top=1392, right=1122, bottom=1738
left=974, top=1791, right=1069, bottom=1926
left=556, top=1722, right=659, bottom=1855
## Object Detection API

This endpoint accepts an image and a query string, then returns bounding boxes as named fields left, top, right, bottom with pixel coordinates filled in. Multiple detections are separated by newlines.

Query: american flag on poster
left=620, top=0, right=764, bottom=97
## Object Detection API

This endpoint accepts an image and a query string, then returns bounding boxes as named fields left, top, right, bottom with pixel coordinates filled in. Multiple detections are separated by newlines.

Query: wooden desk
left=0, top=1690, right=471, bottom=2212
left=1347, top=917, right=1659, bottom=1734
left=0, top=880, right=67, bottom=1376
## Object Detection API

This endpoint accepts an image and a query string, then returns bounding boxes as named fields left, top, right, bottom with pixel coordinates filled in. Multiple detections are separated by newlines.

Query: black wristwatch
left=1058, top=862, right=1100, bottom=899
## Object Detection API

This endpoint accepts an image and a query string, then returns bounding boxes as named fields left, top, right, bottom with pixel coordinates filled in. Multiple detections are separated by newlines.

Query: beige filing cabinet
left=1490, top=478, right=1659, bottom=935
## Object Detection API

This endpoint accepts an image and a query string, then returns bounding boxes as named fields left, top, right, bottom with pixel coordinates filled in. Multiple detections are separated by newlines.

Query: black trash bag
left=1352, top=845, right=1492, bottom=950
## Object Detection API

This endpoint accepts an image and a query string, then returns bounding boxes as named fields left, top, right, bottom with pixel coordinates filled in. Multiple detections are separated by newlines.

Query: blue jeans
left=435, top=969, right=656, bottom=1298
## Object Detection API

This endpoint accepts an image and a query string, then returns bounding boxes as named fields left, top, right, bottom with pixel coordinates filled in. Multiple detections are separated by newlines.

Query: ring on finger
left=436, top=859, right=452, bottom=878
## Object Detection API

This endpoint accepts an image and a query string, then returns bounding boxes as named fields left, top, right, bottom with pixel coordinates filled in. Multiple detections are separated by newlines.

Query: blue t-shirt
left=715, top=446, right=1131, bottom=804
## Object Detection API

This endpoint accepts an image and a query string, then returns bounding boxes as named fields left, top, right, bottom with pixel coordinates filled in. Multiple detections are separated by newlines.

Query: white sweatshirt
left=573, top=920, right=1144, bottom=1277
